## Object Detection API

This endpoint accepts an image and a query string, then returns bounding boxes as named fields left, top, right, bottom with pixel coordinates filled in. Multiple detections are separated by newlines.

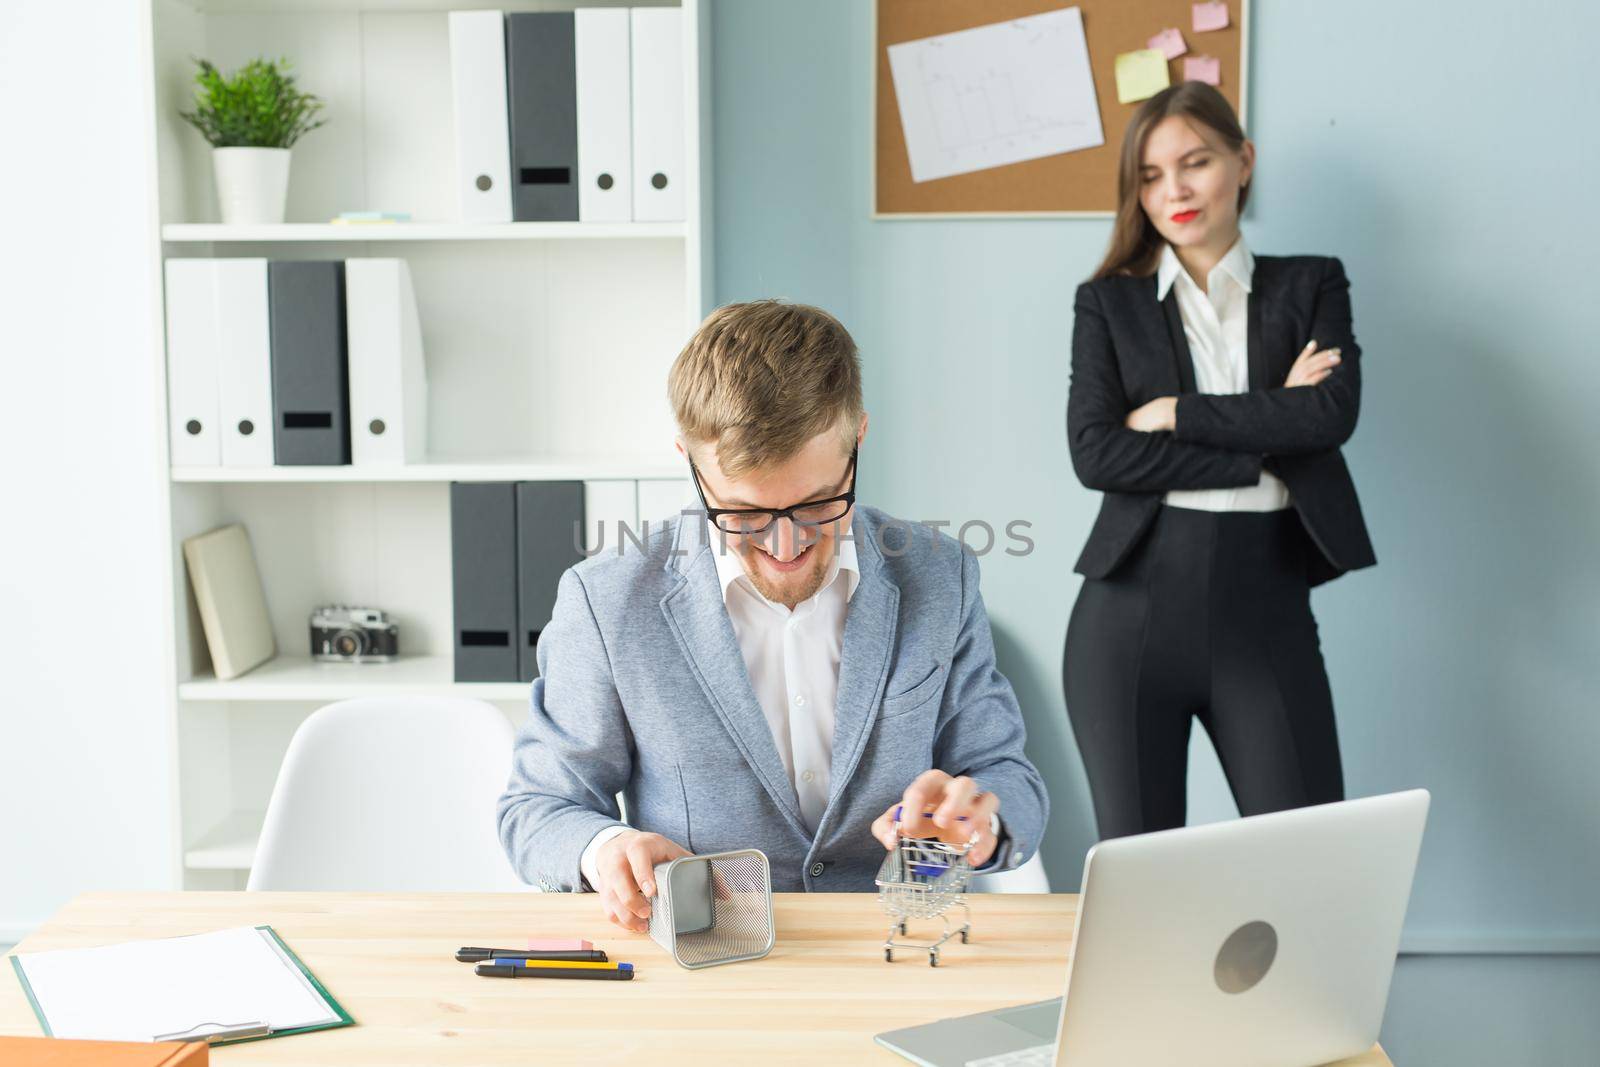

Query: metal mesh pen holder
left=646, top=849, right=775, bottom=969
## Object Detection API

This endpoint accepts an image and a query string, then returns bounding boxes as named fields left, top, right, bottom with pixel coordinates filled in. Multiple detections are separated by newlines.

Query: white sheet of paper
left=13, top=926, right=340, bottom=1042
left=887, top=7, right=1104, bottom=184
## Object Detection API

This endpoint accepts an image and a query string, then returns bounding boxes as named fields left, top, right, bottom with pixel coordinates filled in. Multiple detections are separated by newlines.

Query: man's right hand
left=593, top=830, right=692, bottom=932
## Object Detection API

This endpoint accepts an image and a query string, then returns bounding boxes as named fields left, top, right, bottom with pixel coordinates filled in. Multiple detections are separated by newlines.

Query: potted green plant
left=180, top=58, right=326, bottom=225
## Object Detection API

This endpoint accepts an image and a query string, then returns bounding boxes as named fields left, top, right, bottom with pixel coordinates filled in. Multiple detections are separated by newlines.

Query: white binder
left=164, top=259, right=221, bottom=467
left=583, top=480, right=639, bottom=557
left=346, top=259, right=428, bottom=466
left=575, top=8, right=633, bottom=223
left=449, top=10, right=514, bottom=224
left=629, top=7, right=685, bottom=222
left=214, top=259, right=274, bottom=468
left=637, top=477, right=694, bottom=529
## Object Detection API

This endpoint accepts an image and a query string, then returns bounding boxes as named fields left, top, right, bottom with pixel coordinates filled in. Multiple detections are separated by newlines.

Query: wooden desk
left=2, top=892, right=1392, bottom=1065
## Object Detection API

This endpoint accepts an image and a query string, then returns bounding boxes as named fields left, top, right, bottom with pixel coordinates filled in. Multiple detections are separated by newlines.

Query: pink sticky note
left=1184, top=55, right=1221, bottom=86
left=527, top=938, right=593, bottom=951
left=1192, top=2, right=1230, bottom=32
left=1147, top=27, right=1188, bottom=60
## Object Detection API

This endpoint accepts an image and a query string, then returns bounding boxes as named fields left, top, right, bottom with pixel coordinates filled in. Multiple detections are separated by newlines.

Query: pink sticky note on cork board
left=1147, top=27, right=1188, bottom=60
left=1184, top=55, right=1221, bottom=86
left=1192, top=2, right=1230, bottom=32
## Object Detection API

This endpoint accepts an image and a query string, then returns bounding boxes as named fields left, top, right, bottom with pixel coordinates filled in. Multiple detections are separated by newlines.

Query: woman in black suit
left=1064, top=82, right=1375, bottom=840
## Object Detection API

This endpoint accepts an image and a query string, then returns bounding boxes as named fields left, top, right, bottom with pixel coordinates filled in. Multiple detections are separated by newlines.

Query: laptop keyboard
left=964, top=1045, right=1055, bottom=1067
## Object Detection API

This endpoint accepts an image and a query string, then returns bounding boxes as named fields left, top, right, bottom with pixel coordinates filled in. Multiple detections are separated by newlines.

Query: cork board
left=874, top=0, right=1250, bottom=217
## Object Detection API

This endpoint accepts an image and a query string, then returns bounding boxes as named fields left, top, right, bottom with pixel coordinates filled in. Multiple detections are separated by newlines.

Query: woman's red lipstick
left=1171, top=209, right=1200, bottom=223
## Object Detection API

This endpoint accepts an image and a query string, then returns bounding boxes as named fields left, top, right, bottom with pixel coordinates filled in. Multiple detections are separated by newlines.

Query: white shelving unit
left=162, top=221, right=687, bottom=242
left=183, top=811, right=264, bottom=871
left=147, top=0, right=712, bottom=888
left=178, top=655, right=535, bottom=702
left=170, top=458, right=688, bottom=483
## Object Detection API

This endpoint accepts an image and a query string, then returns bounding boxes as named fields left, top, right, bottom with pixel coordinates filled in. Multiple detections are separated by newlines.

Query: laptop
left=875, top=790, right=1430, bottom=1067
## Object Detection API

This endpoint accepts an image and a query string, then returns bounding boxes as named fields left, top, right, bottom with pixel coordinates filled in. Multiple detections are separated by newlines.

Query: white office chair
left=247, top=696, right=529, bottom=891
left=971, top=848, right=1052, bottom=893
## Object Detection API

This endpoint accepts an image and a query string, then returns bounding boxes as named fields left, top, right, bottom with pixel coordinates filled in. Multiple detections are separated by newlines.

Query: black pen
left=474, top=962, right=634, bottom=980
left=456, top=947, right=609, bottom=963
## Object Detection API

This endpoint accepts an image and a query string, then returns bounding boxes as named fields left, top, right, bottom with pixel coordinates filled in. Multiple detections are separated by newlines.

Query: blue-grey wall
left=712, top=0, right=1600, bottom=950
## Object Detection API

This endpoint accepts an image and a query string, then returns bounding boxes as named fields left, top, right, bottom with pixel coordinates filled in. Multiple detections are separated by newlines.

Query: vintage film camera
left=309, top=605, right=399, bottom=663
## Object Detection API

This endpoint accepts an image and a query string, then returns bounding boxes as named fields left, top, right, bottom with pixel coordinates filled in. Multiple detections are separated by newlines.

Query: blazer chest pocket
left=879, top=663, right=947, bottom=721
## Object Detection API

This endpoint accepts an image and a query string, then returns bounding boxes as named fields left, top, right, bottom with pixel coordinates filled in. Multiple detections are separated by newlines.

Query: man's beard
left=743, top=540, right=831, bottom=608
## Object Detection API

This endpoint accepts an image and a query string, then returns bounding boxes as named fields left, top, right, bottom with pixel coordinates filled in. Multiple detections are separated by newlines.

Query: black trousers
left=1063, top=505, right=1344, bottom=840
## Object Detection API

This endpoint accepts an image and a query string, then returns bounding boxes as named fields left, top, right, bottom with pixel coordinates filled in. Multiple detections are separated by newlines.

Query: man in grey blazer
left=498, top=300, right=1049, bottom=932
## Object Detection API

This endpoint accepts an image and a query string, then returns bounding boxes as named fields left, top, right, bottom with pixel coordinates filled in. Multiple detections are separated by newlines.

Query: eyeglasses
left=689, top=446, right=858, bottom=535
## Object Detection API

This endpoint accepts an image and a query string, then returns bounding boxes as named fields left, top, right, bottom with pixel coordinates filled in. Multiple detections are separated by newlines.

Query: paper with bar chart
left=887, top=7, right=1103, bottom=184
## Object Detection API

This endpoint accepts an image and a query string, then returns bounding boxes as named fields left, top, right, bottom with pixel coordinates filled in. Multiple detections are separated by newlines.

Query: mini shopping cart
left=875, top=805, right=976, bottom=966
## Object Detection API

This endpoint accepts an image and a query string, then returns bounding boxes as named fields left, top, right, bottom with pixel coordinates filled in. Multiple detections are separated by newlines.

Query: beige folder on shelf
left=181, top=524, right=275, bottom=681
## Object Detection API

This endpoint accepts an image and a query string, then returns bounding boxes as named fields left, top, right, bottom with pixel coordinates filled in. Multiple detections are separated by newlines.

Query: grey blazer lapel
left=825, top=510, right=901, bottom=812
left=658, top=520, right=810, bottom=838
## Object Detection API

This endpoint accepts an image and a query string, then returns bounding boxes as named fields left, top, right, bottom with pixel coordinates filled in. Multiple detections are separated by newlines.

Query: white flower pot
left=212, top=147, right=291, bottom=225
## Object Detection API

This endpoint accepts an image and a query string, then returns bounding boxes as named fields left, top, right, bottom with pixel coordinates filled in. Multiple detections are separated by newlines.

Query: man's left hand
left=871, top=769, right=1000, bottom=868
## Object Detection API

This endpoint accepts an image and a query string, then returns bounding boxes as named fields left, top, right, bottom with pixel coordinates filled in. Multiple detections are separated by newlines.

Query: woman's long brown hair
left=1091, top=82, right=1251, bottom=281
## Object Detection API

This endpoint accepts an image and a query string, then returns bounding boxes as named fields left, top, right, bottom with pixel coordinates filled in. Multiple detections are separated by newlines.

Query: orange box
left=0, top=1035, right=208, bottom=1065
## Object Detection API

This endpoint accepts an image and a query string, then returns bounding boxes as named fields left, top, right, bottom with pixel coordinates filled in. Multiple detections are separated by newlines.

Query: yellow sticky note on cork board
left=1115, top=49, right=1170, bottom=104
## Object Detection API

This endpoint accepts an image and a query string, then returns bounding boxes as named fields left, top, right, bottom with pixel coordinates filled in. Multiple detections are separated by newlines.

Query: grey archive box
left=647, top=850, right=775, bottom=969
left=514, top=480, right=585, bottom=682
left=268, top=260, right=350, bottom=465
left=506, top=11, right=579, bottom=221
left=450, top=482, right=519, bottom=681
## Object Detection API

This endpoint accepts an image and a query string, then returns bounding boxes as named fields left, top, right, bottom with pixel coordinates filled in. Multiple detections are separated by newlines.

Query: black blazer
left=1067, top=254, right=1376, bottom=587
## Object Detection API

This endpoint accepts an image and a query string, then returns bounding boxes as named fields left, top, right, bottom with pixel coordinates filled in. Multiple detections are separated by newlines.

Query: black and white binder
left=449, top=10, right=514, bottom=224
left=268, top=261, right=350, bottom=466
left=345, top=258, right=427, bottom=466
left=164, top=259, right=222, bottom=467
left=575, top=8, right=632, bottom=223
left=214, top=259, right=274, bottom=468
left=451, top=481, right=520, bottom=682
left=630, top=7, right=685, bottom=222
left=636, top=478, right=693, bottom=530
left=515, top=481, right=585, bottom=682
left=506, top=11, right=579, bottom=222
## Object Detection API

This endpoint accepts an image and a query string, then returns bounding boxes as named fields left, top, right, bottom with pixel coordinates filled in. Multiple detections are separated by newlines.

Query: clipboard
left=8, top=925, right=354, bottom=1047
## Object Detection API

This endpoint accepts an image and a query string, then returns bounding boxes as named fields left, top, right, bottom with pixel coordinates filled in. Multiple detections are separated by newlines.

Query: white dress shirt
left=709, top=519, right=860, bottom=835
left=1158, top=236, right=1292, bottom=512
left=579, top=521, right=858, bottom=889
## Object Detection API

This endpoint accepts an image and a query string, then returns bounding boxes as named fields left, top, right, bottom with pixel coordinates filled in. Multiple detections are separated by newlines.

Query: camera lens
left=333, top=629, right=366, bottom=658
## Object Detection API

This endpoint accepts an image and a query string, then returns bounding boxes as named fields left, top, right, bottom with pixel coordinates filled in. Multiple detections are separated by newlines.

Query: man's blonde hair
left=668, top=300, right=863, bottom=480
